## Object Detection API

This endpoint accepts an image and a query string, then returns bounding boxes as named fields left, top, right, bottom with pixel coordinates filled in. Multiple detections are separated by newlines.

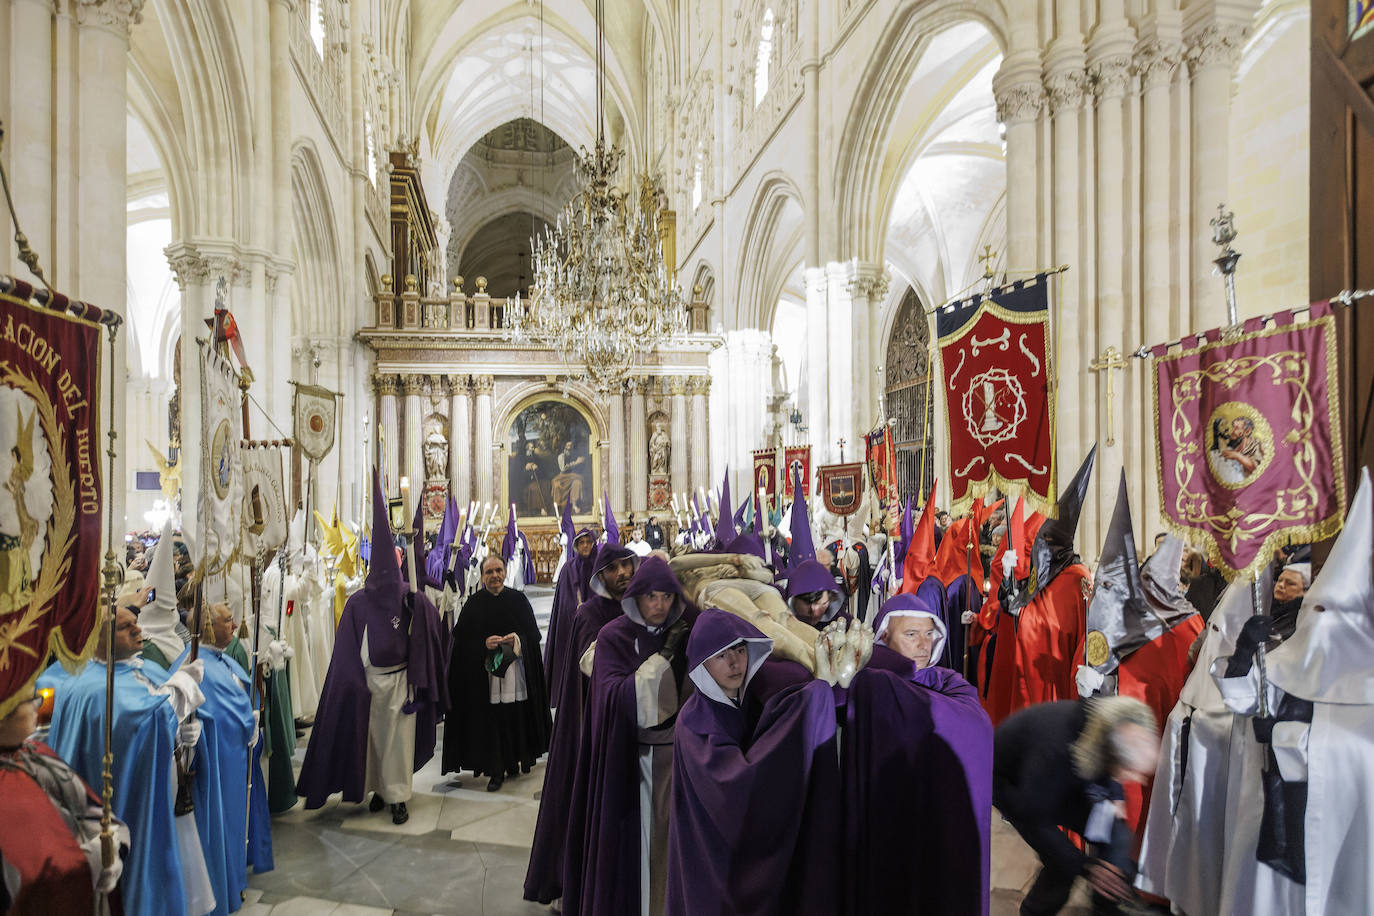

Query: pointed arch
left=733, top=171, right=807, bottom=332
left=291, top=141, right=345, bottom=336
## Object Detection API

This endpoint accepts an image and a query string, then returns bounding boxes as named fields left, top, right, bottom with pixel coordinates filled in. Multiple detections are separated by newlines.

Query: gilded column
left=669, top=377, right=689, bottom=497
left=608, top=383, right=626, bottom=515
left=375, top=373, right=400, bottom=494
left=447, top=374, right=471, bottom=507
left=1185, top=22, right=1247, bottom=330
left=629, top=376, right=649, bottom=514
left=689, top=375, right=710, bottom=491
left=473, top=375, right=494, bottom=505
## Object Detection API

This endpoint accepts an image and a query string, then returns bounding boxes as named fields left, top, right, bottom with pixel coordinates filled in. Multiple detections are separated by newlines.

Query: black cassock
left=443, top=587, right=553, bottom=778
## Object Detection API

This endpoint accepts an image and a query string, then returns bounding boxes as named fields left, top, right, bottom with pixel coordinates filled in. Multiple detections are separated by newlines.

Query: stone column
left=802, top=267, right=829, bottom=455
left=628, top=376, right=649, bottom=514
left=608, top=383, right=626, bottom=514
left=167, top=252, right=209, bottom=525
left=1184, top=21, right=1246, bottom=330
left=824, top=263, right=854, bottom=465
left=669, top=377, right=689, bottom=497
left=846, top=262, right=887, bottom=451
left=1134, top=36, right=1182, bottom=535
left=375, top=373, right=400, bottom=494
left=473, top=375, right=494, bottom=505
left=76, top=0, right=142, bottom=538
left=689, top=375, right=710, bottom=491
left=1045, top=60, right=1088, bottom=489
left=994, top=59, right=1048, bottom=271
left=1089, top=29, right=1133, bottom=547
left=401, top=374, right=425, bottom=507
left=446, top=374, right=471, bottom=507
left=7, top=0, right=56, bottom=279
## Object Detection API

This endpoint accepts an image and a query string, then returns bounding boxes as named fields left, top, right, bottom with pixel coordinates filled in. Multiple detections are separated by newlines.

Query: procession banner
left=293, top=382, right=337, bottom=462
left=782, top=446, right=811, bottom=499
left=240, top=443, right=288, bottom=558
left=818, top=463, right=865, bottom=516
left=864, top=425, right=899, bottom=507
left=751, top=448, right=778, bottom=502
left=1152, top=304, right=1345, bottom=579
left=200, top=344, right=244, bottom=573
left=0, top=284, right=104, bottom=715
left=936, top=274, right=1056, bottom=515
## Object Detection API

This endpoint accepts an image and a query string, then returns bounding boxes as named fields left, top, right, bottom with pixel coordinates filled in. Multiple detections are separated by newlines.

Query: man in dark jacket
left=993, top=697, right=1159, bottom=915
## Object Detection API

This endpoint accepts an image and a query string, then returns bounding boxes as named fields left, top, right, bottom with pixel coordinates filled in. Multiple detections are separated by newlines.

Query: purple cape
left=442, top=586, right=551, bottom=777
left=560, top=558, right=697, bottom=916
left=665, top=612, right=841, bottom=916
left=524, top=591, right=624, bottom=903
left=842, top=649, right=993, bottom=915
left=787, top=558, right=849, bottom=627
left=296, top=469, right=448, bottom=808
left=546, top=543, right=635, bottom=709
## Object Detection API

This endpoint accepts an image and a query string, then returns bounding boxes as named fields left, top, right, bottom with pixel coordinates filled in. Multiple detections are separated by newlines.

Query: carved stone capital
left=668, top=377, right=688, bottom=397
left=1184, top=24, right=1246, bottom=75
left=374, top=373, right=399, bottom=398
left=1045, top=69, right=1089, bottom=115
left=1089, top=55, right=1133, bottom=100
left=994, top=81, right=1047, bottom=123
left=1132, top=39, right=1184, bottom=89
left=401, top=373, right=426, bottom=396
left=165, top=246, right=210, bottom=290
left=688, top=375, right=711, bottom=395
left=473, top=375, right=495, bottom=395
left=442, top=374, right=468, bottom=396
left=625, top=375, right=646, bottom=397
left=75, top=0, right=144, bottom=37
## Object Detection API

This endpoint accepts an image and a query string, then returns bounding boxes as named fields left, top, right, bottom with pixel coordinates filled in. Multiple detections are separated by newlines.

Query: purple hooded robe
left=560, top=556, right=699, bottom=916
left=545, top=526, right=600, bottom=709
left=786, top=558, right=851, bottom=628
left=664, top=611, right=841, bottom=916
left=524, top=543, right=641, bottom=904
left=842, top=640, right=993, bottom=915
left=295, top=470, right=449, bottom=808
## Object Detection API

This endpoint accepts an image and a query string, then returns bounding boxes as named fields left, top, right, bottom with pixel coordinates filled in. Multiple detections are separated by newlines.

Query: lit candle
left=400, top=477, right=410, bottom=526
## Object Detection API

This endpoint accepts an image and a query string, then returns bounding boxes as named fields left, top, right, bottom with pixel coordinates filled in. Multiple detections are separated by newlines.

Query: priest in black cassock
left=444, top=555, right=552, bottom=790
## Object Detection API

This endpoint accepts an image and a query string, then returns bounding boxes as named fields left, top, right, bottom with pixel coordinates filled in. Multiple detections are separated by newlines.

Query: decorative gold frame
left=500, top=392, right=601, bottom=523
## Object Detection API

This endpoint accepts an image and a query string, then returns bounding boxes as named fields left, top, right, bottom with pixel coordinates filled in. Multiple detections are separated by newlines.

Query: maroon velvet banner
left=751, top=448, right=778, bottom=502
left=936, top=276, right=1056, bottom=515
left=818, top=462, right=865, bottom=516
left=782, top=446, right=811, bottom=499
left=1153, top=303, right=1345, bottom=578
left=864, top=426, right=899, bottom=508
left=0, top=288, right=104, bottom=715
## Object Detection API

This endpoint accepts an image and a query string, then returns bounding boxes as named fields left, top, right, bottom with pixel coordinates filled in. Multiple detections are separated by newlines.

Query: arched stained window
left=754, top=8, right=775, bottom=107
left=884, top=287, right=935, bottom=499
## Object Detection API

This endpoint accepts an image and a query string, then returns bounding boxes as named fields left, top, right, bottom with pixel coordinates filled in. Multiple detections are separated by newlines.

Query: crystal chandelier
left=505, top=0, right=687, bottom=390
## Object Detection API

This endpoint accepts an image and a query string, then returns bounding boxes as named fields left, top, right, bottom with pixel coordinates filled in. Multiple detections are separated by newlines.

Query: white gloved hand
left=840, top=619, right=875, bottom=689
left=814, top=624, right=837, bottom=686
left=250, top=710, right=261, bottom=750
left=266, top=639, right=293, bottom=671
left=1001, top=549, right=1019, bottom=582
left=1075, top=664, right=1106, bottom=698
left=833, top=620, right=858, bottom=688
left=178, top=716, right=202, bottom=748
left=179, top=658, right=205, bottom=685
left=97, top=859, right=122, bottom=894
left=961, top=610, right=977, bottom=626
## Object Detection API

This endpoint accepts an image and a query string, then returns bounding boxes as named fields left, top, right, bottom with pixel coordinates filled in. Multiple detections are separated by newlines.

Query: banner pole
left=98, top=315, right=121, bottom=888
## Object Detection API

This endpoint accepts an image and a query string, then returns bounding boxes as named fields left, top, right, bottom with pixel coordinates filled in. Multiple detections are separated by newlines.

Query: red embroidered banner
left=936, top=275, right=1056, bottom=514
left=0, top=285, right=105, bottom=716
left=751, top=448, right=778, bottom=503
left=818, top=463, right=865, bottom=516
left=1153, top=304, right=1345, bottom=578
left=864, top=425, right=899, bottom=507
left=782, top=446, right=811, bottom=499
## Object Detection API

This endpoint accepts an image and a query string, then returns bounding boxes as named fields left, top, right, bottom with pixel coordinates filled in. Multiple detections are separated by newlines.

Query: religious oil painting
left=507, top=398, right=595, bottom=518
left=1205, top=401, right=1272, bottom=488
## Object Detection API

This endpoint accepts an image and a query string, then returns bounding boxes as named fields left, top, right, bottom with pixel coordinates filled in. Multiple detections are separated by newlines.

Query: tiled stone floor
left=245, top=585, right=1107, bottom=915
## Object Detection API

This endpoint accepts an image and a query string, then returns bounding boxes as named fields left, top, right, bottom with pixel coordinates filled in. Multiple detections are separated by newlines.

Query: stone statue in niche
left=649, top=422, right=671, bottom=475
left=424, top=424, right=449, bottom=481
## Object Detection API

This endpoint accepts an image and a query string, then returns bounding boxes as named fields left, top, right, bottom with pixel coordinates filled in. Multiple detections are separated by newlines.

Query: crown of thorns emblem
left=963, top=368, right=1027, bottom=447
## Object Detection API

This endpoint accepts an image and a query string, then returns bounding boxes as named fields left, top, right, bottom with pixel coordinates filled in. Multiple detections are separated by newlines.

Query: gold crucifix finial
left=978, top=245, right=997, bottom=280
left=1088, top=346, right=1128, bottom=446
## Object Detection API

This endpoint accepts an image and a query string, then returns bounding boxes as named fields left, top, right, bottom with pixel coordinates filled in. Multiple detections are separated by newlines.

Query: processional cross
left=1088, top=346, right=1127, bottom=446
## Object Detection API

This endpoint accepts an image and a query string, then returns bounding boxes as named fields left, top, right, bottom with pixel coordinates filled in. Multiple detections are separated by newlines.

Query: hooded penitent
left=295, top=468, right=449, bottom=809
left=664, top=610, right=843, bottom=916
left=1136, top=569, right=1272, bottom=916
left=1083, top=472, right=1150, bottom=678
left=843, top=627, right=993, bottom=915
left=524, top=540, right=641, bottom=905
left=139, top=520, right=184, bottom=666
left=602, top=495, right=620, bottom=546
left=427, top=497, right=459, bottom=590
left=560, top=556, right=699, bottom=916
left=1012, top=446, right=1096, bottom=614
left=787, top=465, right=816, bottom=568
left=713, top=469, right=737, bottom=549
left=872, top=591, right=950, bottom=669
left=786, top=559, right=848, bottom=627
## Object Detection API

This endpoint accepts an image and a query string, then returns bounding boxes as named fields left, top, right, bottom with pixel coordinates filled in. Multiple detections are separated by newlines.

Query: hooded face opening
left=685, top=612, right=774, bottom=707
left=874, top=600, right=948, bottom=671
left=702, top=641, right=750, bottom=697
left=636, top=590, right=677, bottom=628
left=790, top=590, right=841, bottom=627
